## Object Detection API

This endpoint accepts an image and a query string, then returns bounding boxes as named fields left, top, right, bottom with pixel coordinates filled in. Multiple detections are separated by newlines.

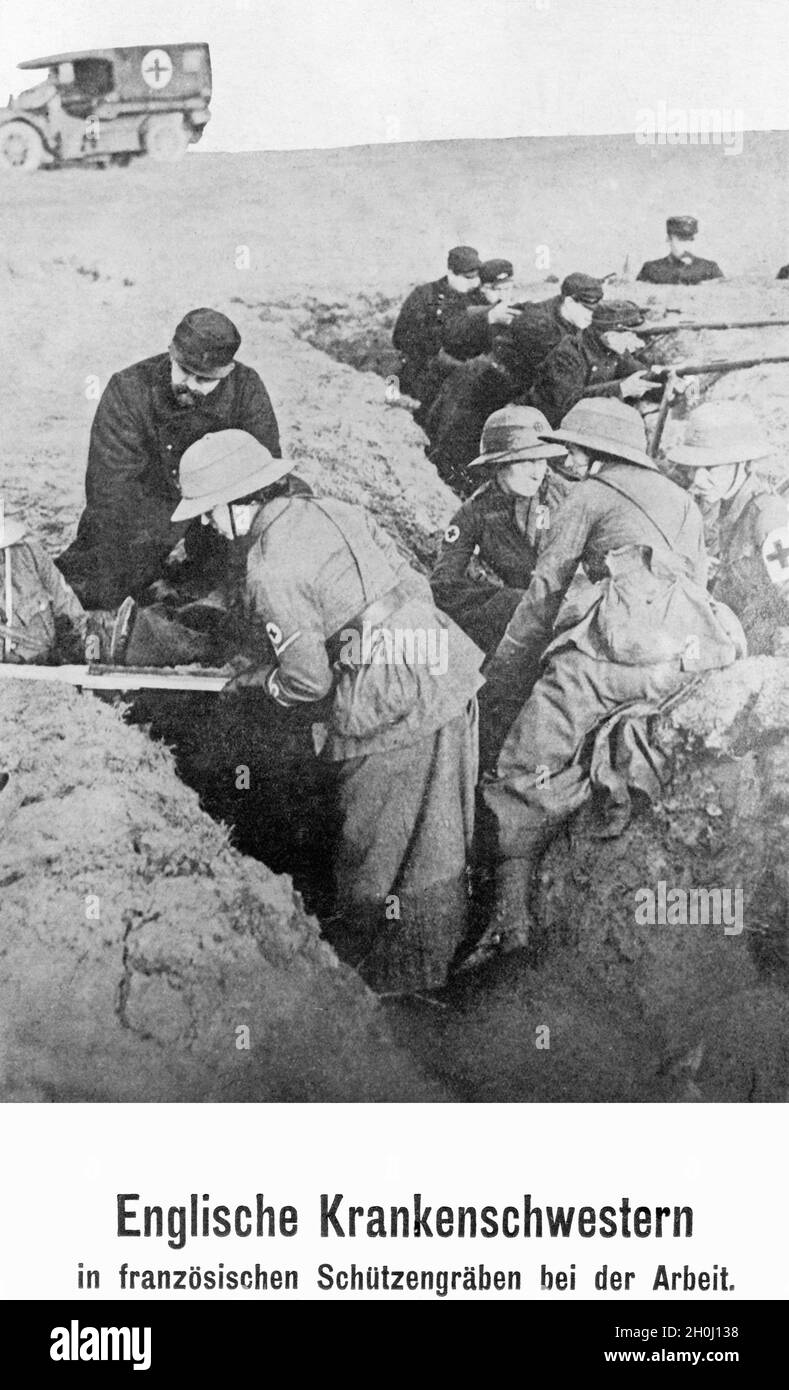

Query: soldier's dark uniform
left=494, top=295, right=580, bottom=398
left=439, top=260, right=521, bottom=362
left=637, top=216, right=723, bottom=285
left=430, top=469, right=571, bottom=654
left=529, top=329, right=647, bottom=427
left=57, top=351, right=280, bottom=610
left=637, top=253, right=724, bottom=285
left=233, top=487, right=485, bottom=995
left=392, top=247, right=485, bottom=422
left=477, top=401, right=743, bottom=927
left=426, top=276, right=603, bottom=495
left=425, top=357, right=513, bottom=495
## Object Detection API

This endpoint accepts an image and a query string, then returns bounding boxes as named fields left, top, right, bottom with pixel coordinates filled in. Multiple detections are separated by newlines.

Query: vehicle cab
left=0, top=43, right=212, bottom=170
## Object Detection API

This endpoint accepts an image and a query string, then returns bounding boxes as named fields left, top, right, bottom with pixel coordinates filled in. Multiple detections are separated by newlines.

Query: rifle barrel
left=638, top=318, right=789, bottom=337
left=671, top=354, right=789, bottom=376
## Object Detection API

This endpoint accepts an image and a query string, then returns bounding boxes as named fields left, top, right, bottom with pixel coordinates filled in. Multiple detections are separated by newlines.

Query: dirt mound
left=382, top=661, right=789, bottom=1104
left=0, top=679, right=444, bottom=1102
left=534, top=658, right=789, bottom=1101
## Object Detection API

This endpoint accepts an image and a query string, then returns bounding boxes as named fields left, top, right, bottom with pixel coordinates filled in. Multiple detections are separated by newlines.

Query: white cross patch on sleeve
left=761, top=525, right=789, bottom=587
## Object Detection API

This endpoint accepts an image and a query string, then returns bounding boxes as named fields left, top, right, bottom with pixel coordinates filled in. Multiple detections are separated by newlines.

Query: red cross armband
left=761, top=524, right=789, bottom=589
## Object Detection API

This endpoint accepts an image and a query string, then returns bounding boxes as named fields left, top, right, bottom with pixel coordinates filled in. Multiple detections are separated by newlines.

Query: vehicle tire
left=0, top=121, right=44, bottom=172
left=143, top=114, right=190, bottom=162
left=112, top=152, right=134, bottom=168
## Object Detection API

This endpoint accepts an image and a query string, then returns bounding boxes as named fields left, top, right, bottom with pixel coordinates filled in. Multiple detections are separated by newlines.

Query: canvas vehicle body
left=0, top=42, right=212, bottom=170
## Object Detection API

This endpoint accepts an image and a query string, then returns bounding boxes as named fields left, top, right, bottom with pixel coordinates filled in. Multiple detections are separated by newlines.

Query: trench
left=230, top=292, right=403, bottom=379
left=116, top=667, right=789, bottom=1103
left=118, top=687, right=499, bottom=1098
left=124, top=690, right=333, bottom=918
left=85, top=290, right=789, bottom=1097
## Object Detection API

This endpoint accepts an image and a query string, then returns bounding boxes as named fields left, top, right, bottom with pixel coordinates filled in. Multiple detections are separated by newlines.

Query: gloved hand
left=221, top=654, right=273, bottom=695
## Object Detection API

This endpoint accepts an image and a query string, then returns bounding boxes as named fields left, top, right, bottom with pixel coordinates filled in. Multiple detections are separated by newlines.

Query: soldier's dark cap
left=447, top=245, right=482, bottom=274
left=170, top=308, right=242, bottom=377
left=560, top=273, right=604, bottom=305
left=592, top=299, right=645, bottom=330
left=666, top=215, right=698, bottom=239
left=480, top=258, right=514, bottom=284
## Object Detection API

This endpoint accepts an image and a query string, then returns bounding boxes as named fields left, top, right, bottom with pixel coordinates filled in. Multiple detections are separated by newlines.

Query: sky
left=0, top=0, right=788, bottom=152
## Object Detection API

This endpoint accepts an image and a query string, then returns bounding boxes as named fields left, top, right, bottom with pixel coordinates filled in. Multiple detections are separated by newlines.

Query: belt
left=326, top=579, right=419, bottom=662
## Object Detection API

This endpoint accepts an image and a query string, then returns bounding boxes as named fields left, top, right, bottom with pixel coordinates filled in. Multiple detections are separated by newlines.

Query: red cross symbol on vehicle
left=142, top=50, right=173, bottom=88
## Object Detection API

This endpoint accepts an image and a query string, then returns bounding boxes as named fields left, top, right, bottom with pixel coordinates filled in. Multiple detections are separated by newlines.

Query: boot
left=456, top=859, right=536, bottom=972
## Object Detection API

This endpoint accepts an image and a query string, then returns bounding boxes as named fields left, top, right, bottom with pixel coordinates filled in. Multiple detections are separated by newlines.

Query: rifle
left=649, top=353, right=789, bottom=378
left=637, top=318, right=789, bottom=339
left=0, top=663, right=231, bottom=692
left=646, top=354, right=789, bottom=457
left=648, top=371, right=679, bottom=458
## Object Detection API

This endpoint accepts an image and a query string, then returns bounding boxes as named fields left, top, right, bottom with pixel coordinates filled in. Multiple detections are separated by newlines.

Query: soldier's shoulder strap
left=591, top=471, right=690, bottom=554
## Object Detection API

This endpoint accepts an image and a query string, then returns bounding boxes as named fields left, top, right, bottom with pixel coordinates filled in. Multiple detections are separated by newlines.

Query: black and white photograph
left=0, top=0, right=788, bottom=1341
left=1, top=0, right=788, bottom=1109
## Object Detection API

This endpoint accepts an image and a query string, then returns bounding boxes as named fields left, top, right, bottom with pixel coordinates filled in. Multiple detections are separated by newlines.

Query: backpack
left=589, top=475, right=746, bottom=670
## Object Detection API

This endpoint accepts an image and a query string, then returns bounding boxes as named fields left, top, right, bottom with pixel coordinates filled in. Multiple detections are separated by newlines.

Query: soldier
left=468, top=397, right=744, bottom=967
left=529, top=299, right=661, bottom=426
left=1, top=508, right=88, bottom=664
left=171, top=430, right=485, bottom=996
left=637, top=216, right=724, bottom=285
left=56, top=308, right=281, bottom=610
left=494, top=272, right=604, bottom=397
left=423, top=259, right=523, bottom=482
left=391, top=246, right=484, bottom=424
left=440, top=258, right=521, bottom=361
left=427, top=273, right=603, bottom=492
left=666, top=402, right=789, bottom=654
left=430, top=407, right=573, bottom=655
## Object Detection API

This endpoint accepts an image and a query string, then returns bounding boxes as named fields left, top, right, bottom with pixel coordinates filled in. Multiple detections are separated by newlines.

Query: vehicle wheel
left=0, top=121, right=44, bottom=172
left=112, top=152, right=133, bottom=168
left=143, top=115, right=190, bottom=162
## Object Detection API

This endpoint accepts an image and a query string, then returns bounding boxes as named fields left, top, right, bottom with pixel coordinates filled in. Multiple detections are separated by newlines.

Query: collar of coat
left=720, top=470, right=773, bottom=531
left=248, top=475, right=313, bottom=538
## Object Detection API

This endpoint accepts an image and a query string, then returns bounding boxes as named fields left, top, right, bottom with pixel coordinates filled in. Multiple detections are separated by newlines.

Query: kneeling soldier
left=529, top=299, right=660, bottom=427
